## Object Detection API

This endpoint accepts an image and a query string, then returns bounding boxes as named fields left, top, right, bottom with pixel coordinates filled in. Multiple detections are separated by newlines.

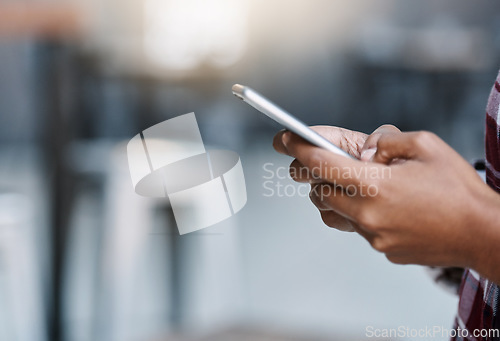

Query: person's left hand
left=273, top=124, right=399, bottom=232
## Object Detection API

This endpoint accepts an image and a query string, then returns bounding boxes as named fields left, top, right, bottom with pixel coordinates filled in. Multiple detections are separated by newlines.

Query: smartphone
left=232, top=84, right=353, bottom=158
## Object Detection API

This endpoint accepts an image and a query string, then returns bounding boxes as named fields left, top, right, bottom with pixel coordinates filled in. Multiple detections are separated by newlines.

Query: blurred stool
left=0, top=192, right=45, bottom=341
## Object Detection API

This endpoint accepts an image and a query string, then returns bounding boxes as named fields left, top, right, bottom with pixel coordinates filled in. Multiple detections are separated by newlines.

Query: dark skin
left=273, top=125, right=500, bottom=285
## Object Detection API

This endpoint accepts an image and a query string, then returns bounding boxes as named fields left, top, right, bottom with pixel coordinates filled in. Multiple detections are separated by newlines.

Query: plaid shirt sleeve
left=451, top=71, right=500, bottom=341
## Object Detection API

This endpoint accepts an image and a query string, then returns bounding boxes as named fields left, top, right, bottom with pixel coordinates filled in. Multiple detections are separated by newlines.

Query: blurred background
left=1, top=0, right=500, bottom=340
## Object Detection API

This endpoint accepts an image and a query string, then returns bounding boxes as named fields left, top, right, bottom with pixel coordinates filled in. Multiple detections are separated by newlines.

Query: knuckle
left=413, top=131, right=436, bottom=150
left=370, top=237, right=386, bottom=252
left=356, top=207, right=380, bottom=231
left=370, top=237, right=394, bottom=254
left=379, top=124, right=400, bottom=133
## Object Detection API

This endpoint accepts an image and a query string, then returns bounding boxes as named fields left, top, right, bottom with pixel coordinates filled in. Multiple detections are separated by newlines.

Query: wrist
left=465, top=186, right=500, bottom=283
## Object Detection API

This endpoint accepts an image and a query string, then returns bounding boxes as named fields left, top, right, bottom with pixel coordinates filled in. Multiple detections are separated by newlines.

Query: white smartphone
left=232, top=84, right=353, bottom=158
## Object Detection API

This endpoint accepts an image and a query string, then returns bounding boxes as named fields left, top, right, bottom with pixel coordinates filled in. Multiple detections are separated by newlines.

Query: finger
left=312, top=183, right=378, bottom=240
left=372, top=131, right=432, bottom=164
left=290, top=159, right=323, bottom=183
left=313, top=183, right=359, bottom=218
left=275, top=126, right=368, bottom=158
left=309, top=126, right=368, bottom=158
left=318, top=206, right=376, bottom=241
left=273, top=129, right=290, bottom=155
left=363, top=124, right=401, bottom=150
left=309, top=183, right=332, bottom=209
left=319, top=210, right=356, bottom=232
left=360, top=125, right=401, bottom=161
left=282, top=131, right=377, bottom=188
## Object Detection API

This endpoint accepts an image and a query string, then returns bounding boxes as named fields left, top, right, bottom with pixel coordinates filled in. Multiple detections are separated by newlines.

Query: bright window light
left=144, top=0, right=248, bottom=70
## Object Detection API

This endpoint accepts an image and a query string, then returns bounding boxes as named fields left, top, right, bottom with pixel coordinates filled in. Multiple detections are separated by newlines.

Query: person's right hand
left=273, top=124, right=401, bottom=232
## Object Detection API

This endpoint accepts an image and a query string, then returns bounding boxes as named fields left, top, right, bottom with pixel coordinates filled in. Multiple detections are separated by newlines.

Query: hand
left=273, top=126, right=500, bottom=271
left=273, top=125, right=400, bottom=232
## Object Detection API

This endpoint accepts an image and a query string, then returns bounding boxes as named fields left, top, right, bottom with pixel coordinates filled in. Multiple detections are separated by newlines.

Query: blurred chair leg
left=37, top=41, right=77, bottom=341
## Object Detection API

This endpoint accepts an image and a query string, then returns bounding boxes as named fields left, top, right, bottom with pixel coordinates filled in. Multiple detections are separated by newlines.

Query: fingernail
left=360, top=148, right=376, bottom=161
left=282, top=131, right=292, bottom=147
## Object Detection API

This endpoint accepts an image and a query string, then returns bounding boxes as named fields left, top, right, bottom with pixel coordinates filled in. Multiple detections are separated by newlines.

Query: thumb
left=360, top=124, right=401, bottom=161
left=372, top=132, right=425, bottom=164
